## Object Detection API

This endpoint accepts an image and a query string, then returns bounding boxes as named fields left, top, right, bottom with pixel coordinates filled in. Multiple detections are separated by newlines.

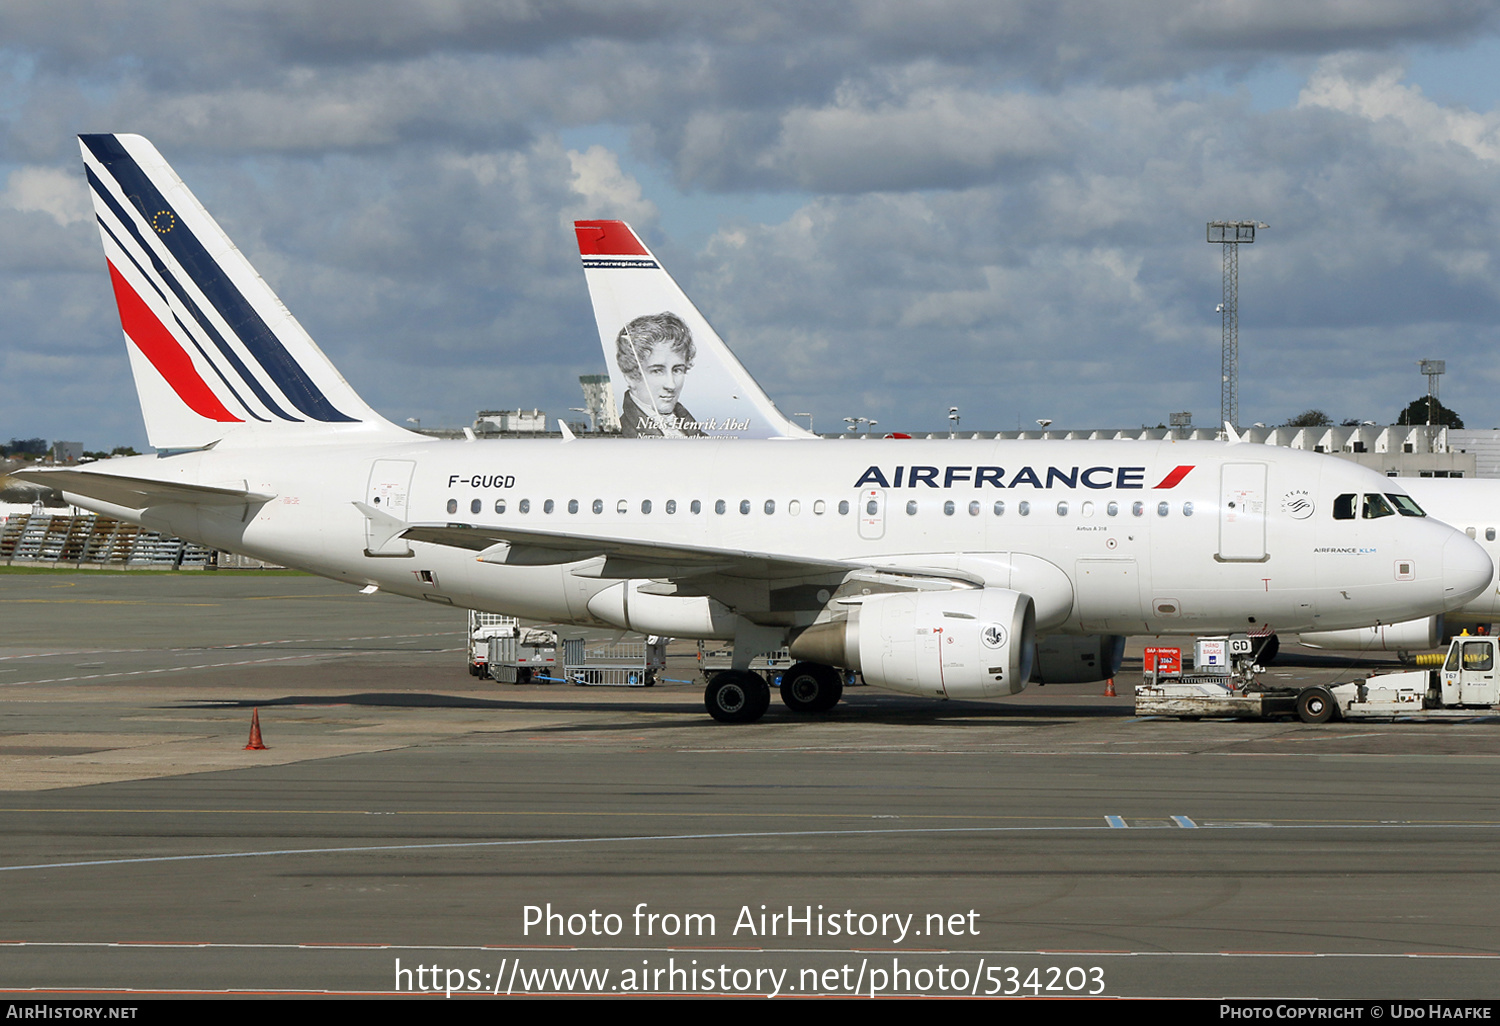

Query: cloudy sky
left=4, top=1, right=1500, bottom=448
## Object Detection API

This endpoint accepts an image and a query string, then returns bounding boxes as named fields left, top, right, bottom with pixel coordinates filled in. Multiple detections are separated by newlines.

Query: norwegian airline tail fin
left=574, top=220, right=812, bottom=439
left=80, top=134, right=405, bottom=450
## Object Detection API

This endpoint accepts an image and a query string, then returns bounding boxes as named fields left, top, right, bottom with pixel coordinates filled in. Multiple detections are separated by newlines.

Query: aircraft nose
left=1443, top=531, right=1494, bottom=611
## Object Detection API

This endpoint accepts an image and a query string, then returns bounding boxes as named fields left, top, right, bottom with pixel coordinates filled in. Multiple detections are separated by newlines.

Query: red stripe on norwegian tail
left=1153, top=465, right=1195, bottom=489
left=107, top=261, right=241, bottom=423
left=574, top=220, right=649, bottom=256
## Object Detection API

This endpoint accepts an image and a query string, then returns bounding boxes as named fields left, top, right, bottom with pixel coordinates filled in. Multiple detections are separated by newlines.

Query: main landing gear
left=779, top=661, right=844, bottom=713
left=704, top=670, right=771, bottom=723
left=704, top=662, right=845, bottom=723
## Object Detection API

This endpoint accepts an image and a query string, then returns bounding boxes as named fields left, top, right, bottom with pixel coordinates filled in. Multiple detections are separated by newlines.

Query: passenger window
left=740, top=500, right=751, bottom=515
left=592, top=499, right=604, bottom=514
left=1131, top=501, right=1143, bottom=517
left=1183, top=502, right=1194, bottom=517
left=544, top=499, right=555, bottom=514
left=789, top=500, right=800, bottom=516
left=1081, top=501, right=1094, bottom=517
left=567, top=499, right=578, bottom=514
left=641, top=500, right=651, bottom=514
left=944, top=501, right=955, bottom=516
left=993, top=501, right=1005, bottom=516
left=838, top=500, right=850, bottom=515
left=1488, top=528, right=1496, bottom=542
left=666, top=500, right=676, bottom=514
left=1362, top=494, right=1395, bottom=519
left=715, top=500, right=726, bottom=515
left=968, top=501, right=980, bottom=516
left=691, top=500, right=701, bottom=514
left=906, top=500, right=918, bottom=515
left=813, top=500, right=826, bottom=515
left=1467, top=527, right=1478, bottom=539
left=1106, top=501, right=1118, bottom=517
left=519, top=499, right=531, bottom=514
left=1333, top=494, right=1356, bottom=520
left=1156, top=501, right=1168, bottom=517
left=1019, top=501, right=1031, bottom=516
left=616, top=499, right=627, bottom=514
left=764, top=500, right=775, bottom=515
left=865, top=500, right=878, bottom=515
left=470, top=499, right=482, bottom=515
left=495, top=499, right=506, bottom=514
left=1056, top=501, right=1068, bottom=516
left=447, top=499, right=459, bottom=515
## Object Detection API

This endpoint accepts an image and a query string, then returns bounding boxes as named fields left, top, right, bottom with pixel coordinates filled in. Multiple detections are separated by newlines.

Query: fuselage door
left=858, top=488, right=886, bottom=540
left=1219, top=462, right=1268, bottom=562
left=364, top=459, right=416, bottom=556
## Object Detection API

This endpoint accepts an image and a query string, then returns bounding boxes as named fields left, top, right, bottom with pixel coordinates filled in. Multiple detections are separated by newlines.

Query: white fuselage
left=1398, top=477, right=1500, bottom=623
left=64, top=436, right=1492, bottom=639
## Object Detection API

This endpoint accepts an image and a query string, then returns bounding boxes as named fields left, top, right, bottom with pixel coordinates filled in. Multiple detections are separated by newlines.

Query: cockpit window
left=1385, top=493, right=1426, bottom=517
left=1333, top=493, right=1356, bottom=520
left=1362, top=493, right=1395, bottom=519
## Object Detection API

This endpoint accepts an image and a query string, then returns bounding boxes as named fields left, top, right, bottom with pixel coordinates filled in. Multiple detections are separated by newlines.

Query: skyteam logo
left=852, top=465, right=1194, bottom=490
left=1281, top=489, right=1315, bottom=519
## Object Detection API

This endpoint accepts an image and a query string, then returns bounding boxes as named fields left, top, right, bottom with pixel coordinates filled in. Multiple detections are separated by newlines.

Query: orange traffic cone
left=1104, top=677, right=1117, bottom=697
left=244, top=708, right=267, bottom=750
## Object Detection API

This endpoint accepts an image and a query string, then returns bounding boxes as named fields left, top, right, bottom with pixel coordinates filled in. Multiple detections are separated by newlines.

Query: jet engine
left=789, top=587, right=1036, bottom=700
left=1030, top=635, right=1126, bottom=684
left=1297, top=615, right=1444, bottom=652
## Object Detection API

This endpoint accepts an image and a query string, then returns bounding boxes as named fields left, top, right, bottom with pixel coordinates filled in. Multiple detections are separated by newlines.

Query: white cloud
left=565, top=144, right=658, bottom=225
left=1299, top=55, right=1500, bottom=162
left=3, top=166, right=89, bottom=226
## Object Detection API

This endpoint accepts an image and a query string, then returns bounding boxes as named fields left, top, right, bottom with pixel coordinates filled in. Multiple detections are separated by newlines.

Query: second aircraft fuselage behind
left=70, top=436, right=1493, bottom=639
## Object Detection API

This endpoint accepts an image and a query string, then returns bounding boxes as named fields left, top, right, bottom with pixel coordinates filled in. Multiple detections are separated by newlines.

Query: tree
left=1284, top=410, right=1332, bottom=428
left=1397, top=397, right=1463, bottom=428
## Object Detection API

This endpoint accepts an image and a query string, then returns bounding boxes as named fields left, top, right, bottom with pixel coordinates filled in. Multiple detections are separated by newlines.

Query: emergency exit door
left=364, top=459, right=415, bottom=556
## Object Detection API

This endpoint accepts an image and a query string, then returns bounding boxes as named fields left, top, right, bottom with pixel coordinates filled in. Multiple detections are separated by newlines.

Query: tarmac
left=1, top=569, right=1499, bottom=999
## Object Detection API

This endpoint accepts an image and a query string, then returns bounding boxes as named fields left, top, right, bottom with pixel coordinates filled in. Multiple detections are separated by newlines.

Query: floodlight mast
left=1207, top=220, right=1266, bottom=431
left=1419, top=360, right=1445, bottom=426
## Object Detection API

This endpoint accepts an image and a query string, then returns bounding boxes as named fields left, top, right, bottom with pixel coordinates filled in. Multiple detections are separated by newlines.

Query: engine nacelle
left=1297, top=616, right=1443, bottom=652
left=790, top=587, right=1036, bottom=699
left=1031, top=635, right=1126, bottom=684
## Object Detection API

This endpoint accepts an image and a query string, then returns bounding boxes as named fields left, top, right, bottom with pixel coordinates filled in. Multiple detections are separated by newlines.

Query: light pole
left=948, top=407, right=960, bottom=438
left=1207, top=220, right=1268, bottom=431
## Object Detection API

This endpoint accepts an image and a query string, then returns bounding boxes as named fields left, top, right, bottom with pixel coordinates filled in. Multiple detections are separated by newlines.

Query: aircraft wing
left=401, top=522, right=856, bottom=581
left=11, top=468, right=275, bottom=509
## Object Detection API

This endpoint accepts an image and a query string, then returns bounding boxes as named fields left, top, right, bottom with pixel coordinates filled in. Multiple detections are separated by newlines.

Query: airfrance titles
left=852, top=465, right=1192, bottom=490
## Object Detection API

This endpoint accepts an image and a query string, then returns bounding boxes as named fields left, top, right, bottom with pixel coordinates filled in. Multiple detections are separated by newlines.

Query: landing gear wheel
left=1296, top=686, right=1336, bottom=724
left=780, top=662, right=844, bottom=713
left=705, top=670, right=771, bottom=723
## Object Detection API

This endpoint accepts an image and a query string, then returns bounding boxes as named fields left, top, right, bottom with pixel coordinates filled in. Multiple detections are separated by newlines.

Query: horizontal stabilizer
left=13, top=468, right=275, bottom=509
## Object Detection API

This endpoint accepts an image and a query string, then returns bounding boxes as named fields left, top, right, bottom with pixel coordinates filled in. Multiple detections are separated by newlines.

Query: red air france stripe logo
left=107, top=261, right=241, bottom=423
left=1153, top=465, right=1195, bottom=489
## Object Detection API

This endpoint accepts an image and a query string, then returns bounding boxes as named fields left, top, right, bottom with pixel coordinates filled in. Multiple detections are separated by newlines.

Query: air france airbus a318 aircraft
left=17, top=135, right=1492, bottom=724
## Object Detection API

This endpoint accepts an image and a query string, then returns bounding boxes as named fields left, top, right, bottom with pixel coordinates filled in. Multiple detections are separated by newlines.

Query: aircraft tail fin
left=80, top=134, right=405, bottom=450
left=574, top=220, right=812, bottom=439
